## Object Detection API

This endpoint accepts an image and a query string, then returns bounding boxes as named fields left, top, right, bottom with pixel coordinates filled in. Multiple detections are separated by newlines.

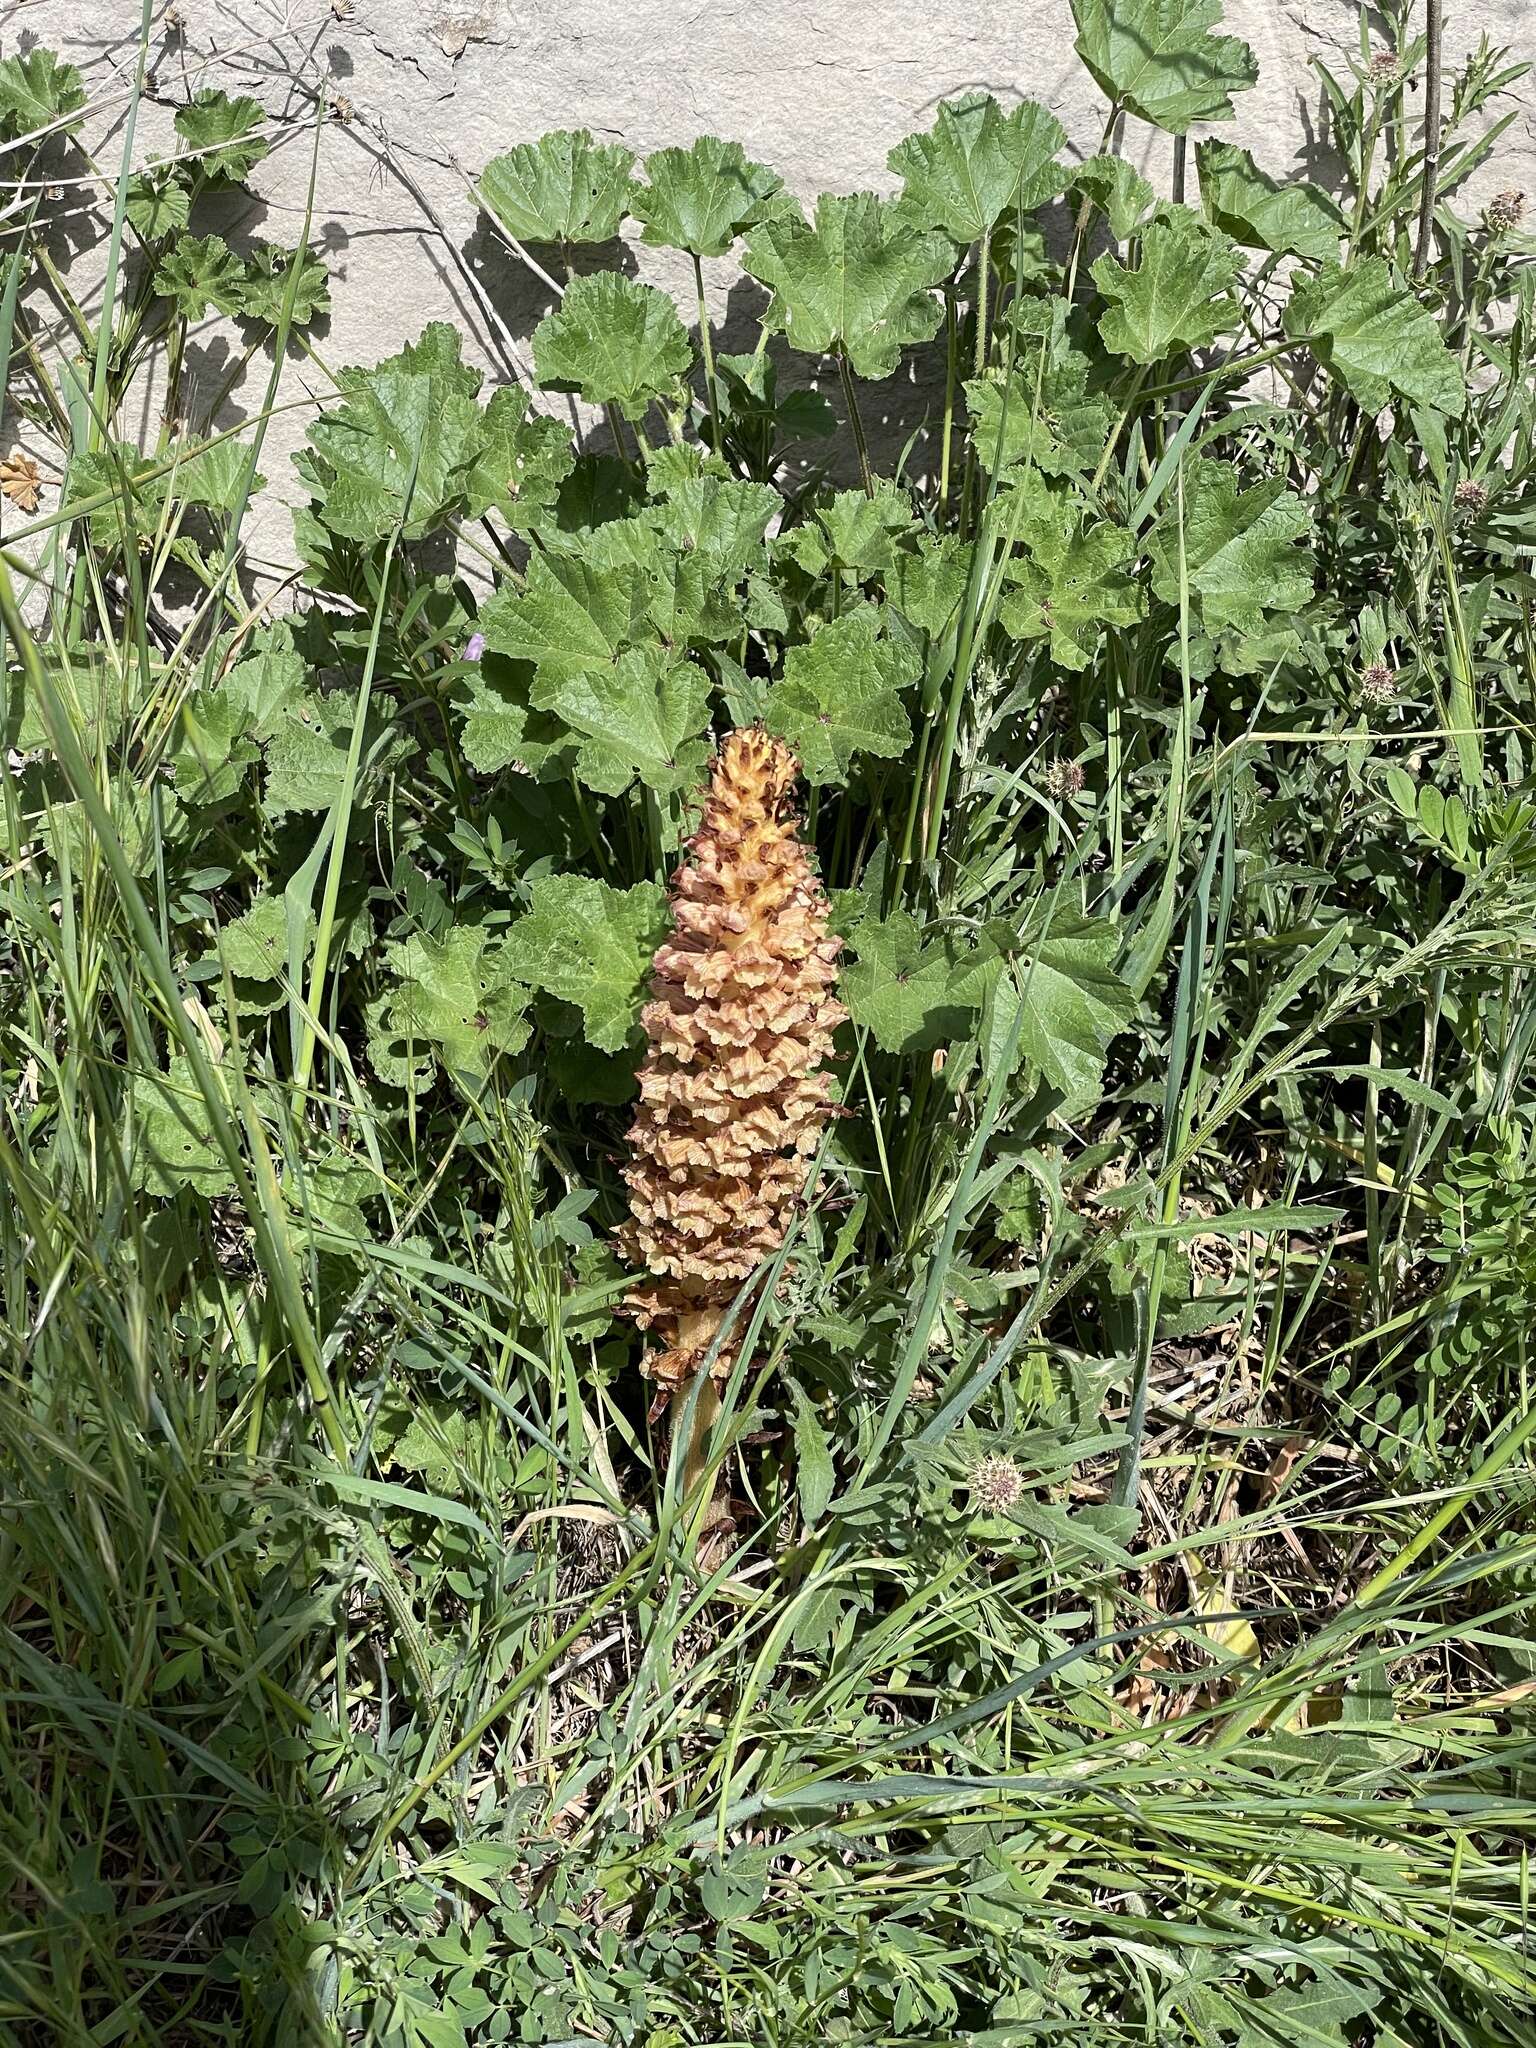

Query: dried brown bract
left=0, top=450, right=43, bottom=515
left=618, top=726, right=845, bottom=1395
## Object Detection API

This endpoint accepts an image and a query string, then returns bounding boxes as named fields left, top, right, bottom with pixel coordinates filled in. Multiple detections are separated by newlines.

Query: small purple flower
left=463, top=631, right=486, bottom=663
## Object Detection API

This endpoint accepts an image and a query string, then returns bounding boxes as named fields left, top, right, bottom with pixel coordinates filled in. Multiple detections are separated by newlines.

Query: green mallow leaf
left=295, top=324, right=486, bottom=542
left=648, top=476, right=780, bottom=576
left=130, top=1059, right=236, bottom=1199
left=743, top=192, right=954, bottom=379
left=631, top=135, right=784, bottom=257
left=967, top=310, right=1115, bottom=479
left=477, top=129, right=635, bottom=245
left=216, top=894, right=314, bottom=983
left=1092, top=207, right=1241, bottom=363
left=174, top=89, right=270, bottom=182
left=1285, top=258, right=1466, bottom=416
left=0, top=48, right=87, bottom=141
left=782, top=483, right=914, bottom=577
left=154, top=235, right=248, bottom=319
left=840, top=905, right=978, bottom=1054
left=259, top=688, right=356, bottom=818
left=172, top=435, right=265, bottom=513
left=1069, top=155, right=1156, bottom=241
left=503, top=874, right=667, bottom=1053
left=375, top=927, right=531, bottom=1086
left=533, top=272, right=693, bottom=419
left=1071, top=0, right=1258, bottom=134
left=994, top=479, right=1144, bottom=671
left=125, top=171, right=191, bottom=241
left=457, top=660, right=572, bottom=780
left=478, top=551, right=649, bottom=690
left=765, top=604, right=917, bottom=786
left=460, top=386, right=574, bottom=525
left=889, top=93, right=1067, bottom=243
left=1196, top=140, right=1342, bottom=263
left=955, top=912, right=1135, bottom=1107
left=889, top=533, right=972, bottom=638
left=235, top=242, right=331, bottom=327
left=1148, top=460, right=1313, bottom=645
left=538, top=646, right=713, bottom=797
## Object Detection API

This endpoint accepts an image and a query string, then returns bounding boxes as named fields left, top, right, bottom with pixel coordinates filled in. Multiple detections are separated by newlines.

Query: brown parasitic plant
left=617, top=726, right=845, bottom=1411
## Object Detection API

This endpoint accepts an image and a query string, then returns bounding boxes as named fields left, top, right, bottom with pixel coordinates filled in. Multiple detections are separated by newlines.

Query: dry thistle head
left=1453, top=478, right=1489, bottom=519
left=617, top=727, right=845, bottom=1394
left=1041, top=756, right=1085, bottom=802
left=1358, top=661, right=1398, bottom=705
left=1485, top=189, right=1525, bottom=238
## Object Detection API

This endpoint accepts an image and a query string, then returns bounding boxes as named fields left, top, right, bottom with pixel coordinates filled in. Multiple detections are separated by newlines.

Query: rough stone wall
left=33, top=1, right=1536, bottom=556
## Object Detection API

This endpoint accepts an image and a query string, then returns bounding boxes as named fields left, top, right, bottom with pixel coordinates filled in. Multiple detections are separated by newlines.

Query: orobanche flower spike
left=618, top=726, right=845, bottom=1402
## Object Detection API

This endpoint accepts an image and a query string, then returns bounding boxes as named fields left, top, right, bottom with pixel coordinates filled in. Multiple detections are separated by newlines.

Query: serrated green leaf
left=154, top=234, right=248, bottom=319
left=1285, top=258, right=1466, bottom=416
left=376, top=926, right=531, bottom=1085
left=994, top=478, right=1144, bottom=670
left=125, top=171, right=191, bottom=240
left=541, top=647, right=712, bottom=797
left=235, top=242, right=330, bottom=328
left=1092, top=206, right=1241, bottom=363
left=789, top=1382, right=836, bottom=1524
left=1148, top=460, right=1313, bottom=643
left=460, top=385, right=574, bottom=524
left=840, top=906, right=977, bottom=1054
left=174, top=88, right=270, bottom=182
left=889, top=93, right=1066, bottom=243
left=648, top=475, right=780, bottom=576
left=296, top=324, right=486, bottom=542
left=782, top=483, right=913, bottom=577
left=957, top=913, right=1135, bottom=1106
left=631, top=135, right=784, bottom=257
left=172, top=436, right=265, bottom=513
left=533, top=272, right=692, bottom=419
left=0, top=48, right=87, bottom=141
left=1071, top=0, right=1258, bottom=134
left=765, top=605, right=917, bottom=786
left=131, top=1059, right=236, bottom=1199
left=215, top=895, right=315, bottom=982
left=966, top=319, right=1114, bottom=479
left=478, top=129, right=635, bottom=245
left=259, top=689, right=354, bottom=818
left=1069, top=154, right=1156, bottom=240
left=478, top=551, right=648, bottom=689
left=743, top=192, right=954, bottom=379
left=889, top=533, right=972, bottom=637
left=503, top=874, right=666, bottom=1053
left=1196, top=139, right=1342, bottom=262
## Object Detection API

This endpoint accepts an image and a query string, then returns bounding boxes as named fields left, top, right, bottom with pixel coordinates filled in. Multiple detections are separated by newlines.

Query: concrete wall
left=34, top=1, right=1536, bottom=553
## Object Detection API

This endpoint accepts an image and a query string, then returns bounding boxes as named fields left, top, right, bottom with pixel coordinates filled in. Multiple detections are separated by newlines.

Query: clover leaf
left=744, top=192, right=954, bottom=379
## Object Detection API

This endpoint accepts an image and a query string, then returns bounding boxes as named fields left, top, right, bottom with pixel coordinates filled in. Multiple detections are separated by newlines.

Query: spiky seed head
left=1366, top=47, right=1403, bottom=85
left=1453, top=479, right=1489, bottom=518
left=1042, top=757, right=1085, bottom=802
left=1486, top=189, right=1525, bottom=237
left=969, top=1454, right=1025, bottom=1516
left=617, top=727, right=845, bottom=1393
left=1358, top=662, right=1398, bottom=705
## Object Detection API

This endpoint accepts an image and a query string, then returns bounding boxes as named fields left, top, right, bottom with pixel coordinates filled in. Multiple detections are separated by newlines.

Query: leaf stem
left=838, top=351, right=875, bottom=498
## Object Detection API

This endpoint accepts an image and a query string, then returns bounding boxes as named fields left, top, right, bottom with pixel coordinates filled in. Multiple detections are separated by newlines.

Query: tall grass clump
left=3, top=2, right=1536, bottom=2042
